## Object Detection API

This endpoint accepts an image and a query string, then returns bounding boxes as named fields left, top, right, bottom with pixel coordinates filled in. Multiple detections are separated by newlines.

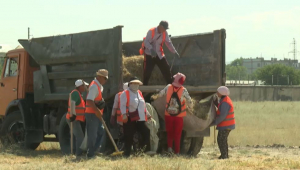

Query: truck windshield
left=0, top=56, right=5, bottom=79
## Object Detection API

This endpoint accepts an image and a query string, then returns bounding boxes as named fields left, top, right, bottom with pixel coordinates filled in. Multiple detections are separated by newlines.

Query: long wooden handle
left=214, top=126, right=216, bottom=145
left=71, top=122, right=73, bottom=154
left=100, top=117, right=120, bottom=152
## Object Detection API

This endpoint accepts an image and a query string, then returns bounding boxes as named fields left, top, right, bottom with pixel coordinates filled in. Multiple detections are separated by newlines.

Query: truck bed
left=18, top=26, right=225, bottom=103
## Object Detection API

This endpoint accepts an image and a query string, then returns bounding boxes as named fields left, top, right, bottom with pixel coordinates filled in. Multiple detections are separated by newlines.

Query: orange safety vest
left=216, top=96, right=235, bottom=128
left=116, top=92, right=123, bottom=123
left=118, top=90, right=148, bottom=121
left=66, top=89, right=85, bottom=122
left=165, top=85, right=187, bottom=117
left=139, top=27, right=166, bottom=56
left=85, top=80, right=104, bottom=115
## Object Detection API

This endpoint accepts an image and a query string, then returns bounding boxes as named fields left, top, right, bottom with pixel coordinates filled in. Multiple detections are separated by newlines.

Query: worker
left=141, top=20, right=180, bottom=85
left=212, top=86, right=235, bottom=159
left=157, top=73, right=192, bottom=154
left=120, top=77, right=151, bottom=157
left=110, top=82, right=129, bottom=126
left=85, top=69, right=108, bottom=159
left=66, top=79, right=89, bottom=156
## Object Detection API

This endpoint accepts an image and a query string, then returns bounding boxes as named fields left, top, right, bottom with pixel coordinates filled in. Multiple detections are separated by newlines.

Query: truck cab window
left=4, top=58, right=18, bottom=77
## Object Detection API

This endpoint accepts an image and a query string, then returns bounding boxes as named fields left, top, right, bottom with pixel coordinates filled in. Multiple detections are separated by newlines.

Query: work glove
left=70, top=115, right=76, bottom=122
left=175, top=52, right=180, bottom=58
left=110, top=115, right=116, bottom=126
left=123, top=114, right=128, bottom=123
left=96, top=100, right=106, bottom=110
left=212, top=94, right=219, bottom=107
left=150, top=49, right=157, bottom=57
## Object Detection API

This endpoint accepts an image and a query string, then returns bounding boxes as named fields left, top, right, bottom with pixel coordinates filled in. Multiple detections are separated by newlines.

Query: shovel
left=170, top=44, right=180, bottom=71
left=100, top=117, right=123, bottom=156
left=71, top=122, right=73, bottom=154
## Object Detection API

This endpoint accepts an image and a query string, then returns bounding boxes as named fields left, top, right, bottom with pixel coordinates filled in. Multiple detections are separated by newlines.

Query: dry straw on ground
left=1, top=102, right=300, bottom=169
left=123, top=55, right=166, bottom=85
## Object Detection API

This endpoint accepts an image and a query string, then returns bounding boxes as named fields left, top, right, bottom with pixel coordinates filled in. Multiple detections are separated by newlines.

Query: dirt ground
left=0, top=144, right=299, bottom=170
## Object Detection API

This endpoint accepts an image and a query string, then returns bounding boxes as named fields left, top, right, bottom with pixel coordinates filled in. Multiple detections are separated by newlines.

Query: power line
left=288, top=38, right=299, bottom=64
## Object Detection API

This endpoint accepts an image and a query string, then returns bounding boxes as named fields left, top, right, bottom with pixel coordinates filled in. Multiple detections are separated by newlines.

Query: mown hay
left=123, top=55, right=166, bottom=85
left=151, top=94, right=215, bottom=120
left=151, top=95, right=216, bottom=131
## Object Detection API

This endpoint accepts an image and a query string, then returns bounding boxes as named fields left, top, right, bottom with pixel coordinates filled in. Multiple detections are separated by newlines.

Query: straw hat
left=129, top=77, right=143, bottom=85
left=96, top=69, right=108, bottom=79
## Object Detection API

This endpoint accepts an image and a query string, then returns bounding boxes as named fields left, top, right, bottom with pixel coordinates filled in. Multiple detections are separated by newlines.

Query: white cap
left=75, top=79, right=89, bottom=87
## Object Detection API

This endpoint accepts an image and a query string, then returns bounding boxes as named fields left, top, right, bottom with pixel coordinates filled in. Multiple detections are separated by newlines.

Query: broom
left=100, top=116, right=123, bottom=156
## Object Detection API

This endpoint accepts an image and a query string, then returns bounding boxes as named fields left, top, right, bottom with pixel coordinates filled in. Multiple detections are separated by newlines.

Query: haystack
left=123, top=55, right=166, bottom=85
left=151, top=94, right=216, bottom=131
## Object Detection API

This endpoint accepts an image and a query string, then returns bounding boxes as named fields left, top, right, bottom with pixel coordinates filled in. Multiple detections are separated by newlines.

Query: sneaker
left=167, top=147, right=173, bottom=153
left=145, top=151, right=156, bottom=156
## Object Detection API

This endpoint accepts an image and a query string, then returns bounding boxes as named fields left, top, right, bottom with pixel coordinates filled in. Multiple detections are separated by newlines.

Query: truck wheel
left=180, top=131, right=204, bottom=156
left=180, top=131, right=192, bottom=154
left=58, top=113, right=72, bottom=155
left=187, top=137, right=204, bottom=157
left=0, top=111, right=40, bottom=150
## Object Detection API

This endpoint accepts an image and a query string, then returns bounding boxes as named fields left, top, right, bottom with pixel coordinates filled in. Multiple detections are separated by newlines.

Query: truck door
left=0, top=56, right=19, bottom=115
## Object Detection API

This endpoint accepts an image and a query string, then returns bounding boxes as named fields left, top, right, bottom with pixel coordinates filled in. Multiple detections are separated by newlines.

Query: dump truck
left=0, top=26, right=226, bottom=156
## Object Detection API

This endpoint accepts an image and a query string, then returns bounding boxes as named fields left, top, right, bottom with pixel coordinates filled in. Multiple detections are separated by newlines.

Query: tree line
left=226, top=58, right=300, bottom=85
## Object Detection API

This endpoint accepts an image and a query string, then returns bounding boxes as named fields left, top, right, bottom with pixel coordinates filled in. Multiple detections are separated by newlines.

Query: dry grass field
left=0, top=101, right=300, bottom=170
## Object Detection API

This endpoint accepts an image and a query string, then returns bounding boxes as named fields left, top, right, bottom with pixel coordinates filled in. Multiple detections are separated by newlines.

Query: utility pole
left=272, top=75, right=273, bottom=86
left=28, top=27, right=30, bottom=39
left=289, top=38, right=299, bottom=66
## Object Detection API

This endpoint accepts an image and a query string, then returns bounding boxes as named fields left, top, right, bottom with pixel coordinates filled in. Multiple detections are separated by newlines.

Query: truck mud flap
left=186, top=127, right=210, bottom=137
left=25, top=129, right=44, bottom=143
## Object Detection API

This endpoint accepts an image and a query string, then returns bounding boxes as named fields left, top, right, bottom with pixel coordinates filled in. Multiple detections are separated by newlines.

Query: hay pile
left=151, top=94, right=217, bottom=131
left=151, top=93, right=214, bottom=120
left=123, top=55, right=166, bottom=85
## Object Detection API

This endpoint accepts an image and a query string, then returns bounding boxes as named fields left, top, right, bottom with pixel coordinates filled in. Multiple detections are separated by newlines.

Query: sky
left=0, top=0, right=299, bottom=63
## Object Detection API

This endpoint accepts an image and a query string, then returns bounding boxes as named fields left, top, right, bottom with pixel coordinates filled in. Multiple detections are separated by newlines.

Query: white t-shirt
left=86, top=78, right=103, bottom=101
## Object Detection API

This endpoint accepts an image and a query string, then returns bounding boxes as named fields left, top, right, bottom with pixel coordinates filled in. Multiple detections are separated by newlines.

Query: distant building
left=0, top=52, right=6, bottom=58
left=226, top=80, right=264, bottom=86
left=242, top=57, right=299, bottom=74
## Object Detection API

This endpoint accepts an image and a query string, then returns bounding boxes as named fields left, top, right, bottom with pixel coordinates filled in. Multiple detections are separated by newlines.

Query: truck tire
left=0, top=111, right=40, bottom=150
left=180, top=131, right=204, bottom=156
left=187, top=137, right=204, bottom=157
left=58, top=113, right=72, bottom=155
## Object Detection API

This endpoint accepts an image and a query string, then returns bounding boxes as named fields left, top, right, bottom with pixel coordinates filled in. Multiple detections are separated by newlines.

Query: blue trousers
left=85, top=114, right=104, bottom=157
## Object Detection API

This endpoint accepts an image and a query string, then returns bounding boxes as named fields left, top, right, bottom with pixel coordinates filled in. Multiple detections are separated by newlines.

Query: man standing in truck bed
left=141, top=20, right=180, bottom=85
left=85, top=69, right=108, bottom=159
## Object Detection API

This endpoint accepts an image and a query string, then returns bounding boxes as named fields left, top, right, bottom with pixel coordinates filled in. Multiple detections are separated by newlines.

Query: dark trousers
left=143, top=54, right=173, bottom=85
left=123, top=117, right=150, bottom=156
left=217, top=130, right=231, bottom=159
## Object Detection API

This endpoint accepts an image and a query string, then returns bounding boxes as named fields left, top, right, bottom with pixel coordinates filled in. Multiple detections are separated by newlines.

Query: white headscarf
left=123, top=82, right=129, bottom=91
left=217, top=86, right=230, bottom=96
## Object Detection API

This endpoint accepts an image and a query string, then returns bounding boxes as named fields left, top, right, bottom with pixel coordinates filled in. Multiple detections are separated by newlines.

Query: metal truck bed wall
left=123, top=29, right=226, bottom=93
left=19, top=26, right=123, bottom=103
